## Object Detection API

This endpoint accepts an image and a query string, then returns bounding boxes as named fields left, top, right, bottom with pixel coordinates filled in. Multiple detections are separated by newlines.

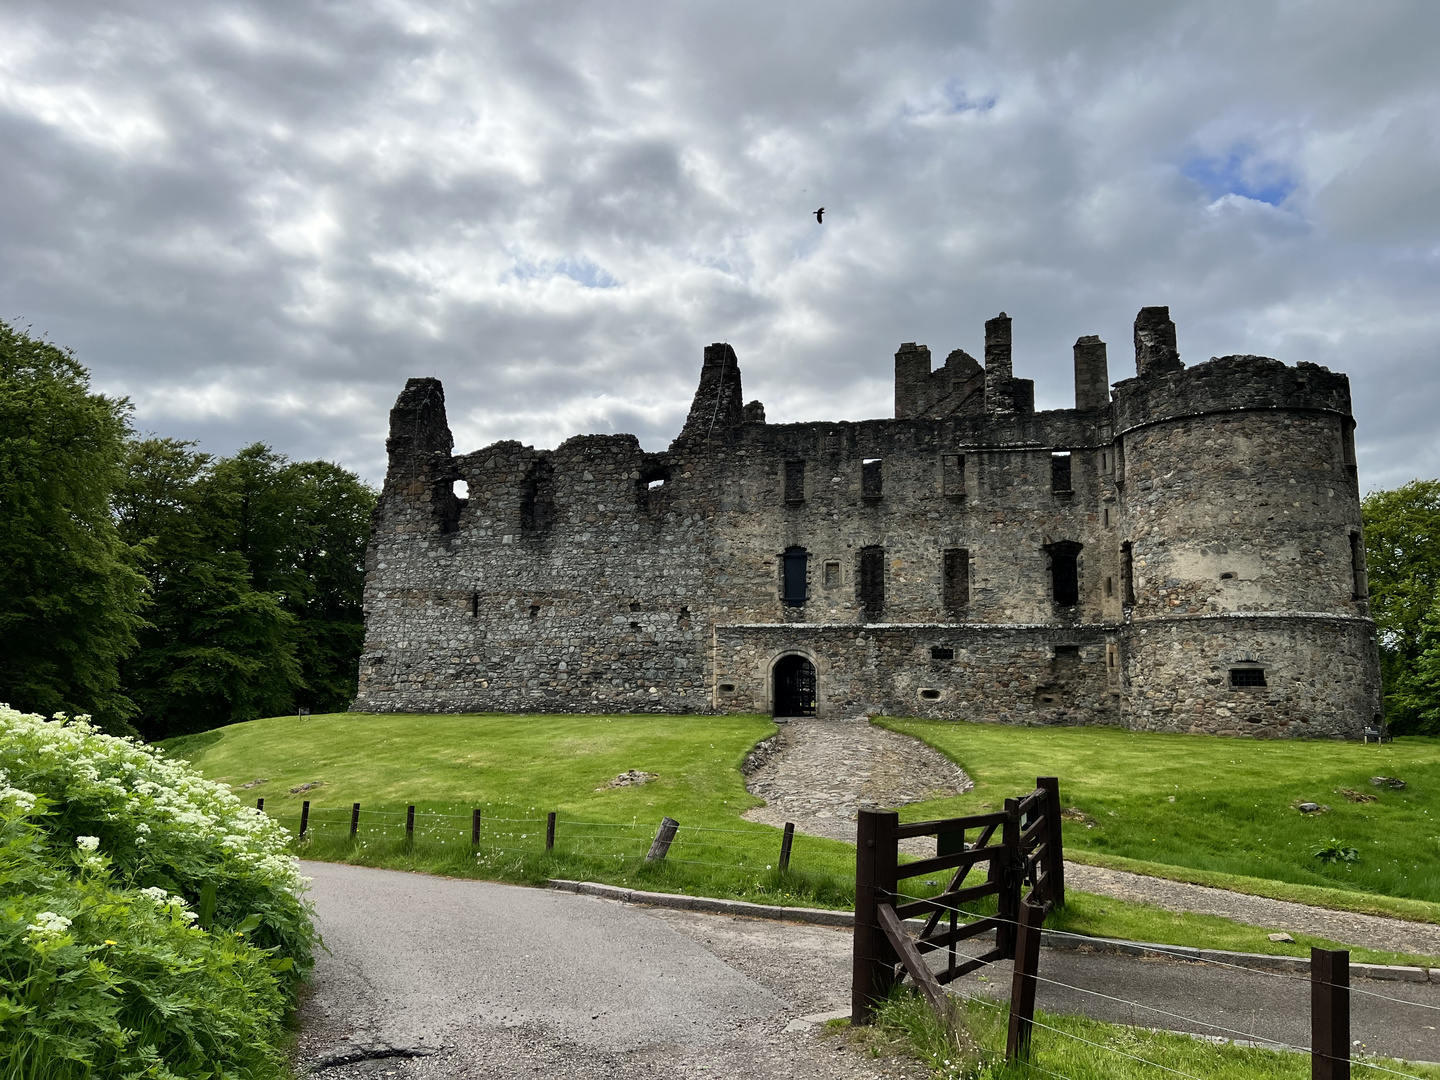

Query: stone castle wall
left=355, top=307, right=1382, bottom=737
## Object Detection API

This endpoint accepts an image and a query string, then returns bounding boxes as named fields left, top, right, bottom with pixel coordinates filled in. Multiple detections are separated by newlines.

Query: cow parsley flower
left=76, top=835, right=100, bottom=851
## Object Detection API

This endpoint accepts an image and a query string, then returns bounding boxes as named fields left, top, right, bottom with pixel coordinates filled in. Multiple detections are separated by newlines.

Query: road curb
left=547, top=879, right=1437, bottom=982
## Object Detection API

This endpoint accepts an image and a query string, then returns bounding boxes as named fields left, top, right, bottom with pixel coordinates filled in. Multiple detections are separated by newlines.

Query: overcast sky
left=3, top=1, right=1437, bottom=490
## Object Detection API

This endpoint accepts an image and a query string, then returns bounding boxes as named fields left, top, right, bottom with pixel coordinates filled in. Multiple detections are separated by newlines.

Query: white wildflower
left=26, top=911, right=72, bottom=937
left=76, top=835, right=100, bottom=851
left=140, top=886, right=170, bottom=903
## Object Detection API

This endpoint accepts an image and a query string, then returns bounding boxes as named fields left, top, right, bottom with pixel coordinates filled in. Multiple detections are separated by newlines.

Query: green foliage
left=1312, top=837, right=1358, bottom=865
left=1363, top=479, right=1440, bottom=735
left=116, top=438, right=375, bottom=739
left=0, top=321, right=148, bottom=734
left=0, top=704, right=316, bottom=1078
left=878, top=719, right=1440, bottom=907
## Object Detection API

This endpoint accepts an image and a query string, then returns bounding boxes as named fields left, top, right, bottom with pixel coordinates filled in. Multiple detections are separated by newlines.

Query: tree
left=1362, top=479, right=1440, bottom=735
left=0, top=321, right=147, bottom=733
left=115, top=438, right=376, bottom=739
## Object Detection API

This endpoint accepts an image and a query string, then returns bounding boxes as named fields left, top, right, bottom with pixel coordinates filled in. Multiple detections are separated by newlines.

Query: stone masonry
left=354, top=306, right=1382, bottom=738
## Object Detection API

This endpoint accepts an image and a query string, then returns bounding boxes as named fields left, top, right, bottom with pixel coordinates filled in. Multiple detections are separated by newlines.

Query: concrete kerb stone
left=547, top=879, right=1437, bottom=983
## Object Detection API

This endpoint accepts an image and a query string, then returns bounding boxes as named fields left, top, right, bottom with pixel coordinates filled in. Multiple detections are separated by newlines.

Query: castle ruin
left=355, top=307, right=1381, bottom=738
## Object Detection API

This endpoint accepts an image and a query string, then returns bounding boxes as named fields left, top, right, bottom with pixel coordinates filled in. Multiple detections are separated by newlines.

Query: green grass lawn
left=879, top=719, right=1440, bottom=911
left=163, top=711, right=859, bottom=909
left=852, top=990, right=1440, bottom=1080
left=164, top=711, right=1440, bottom=960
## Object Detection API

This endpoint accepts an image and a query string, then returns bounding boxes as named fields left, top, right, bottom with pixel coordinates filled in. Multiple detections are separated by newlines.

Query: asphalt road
left=295, top=862, right=1440, bottom=1078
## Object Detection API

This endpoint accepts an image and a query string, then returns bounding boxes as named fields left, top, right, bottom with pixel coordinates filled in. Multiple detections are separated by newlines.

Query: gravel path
left=744, top=717, right=1440, bottom=957
left=742, top=716, right=971, bottom=848
left=1066, top=862, right=1440, bottom=958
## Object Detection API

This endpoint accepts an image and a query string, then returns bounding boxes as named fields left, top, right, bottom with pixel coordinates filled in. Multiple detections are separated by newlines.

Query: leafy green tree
left=0, top=321, right=147, bottom=733
left=1362, top=479, right=1440, bottom=735
left=116, top=439, right=303, bottom=739
left=116, top=438, right=375, bottom=739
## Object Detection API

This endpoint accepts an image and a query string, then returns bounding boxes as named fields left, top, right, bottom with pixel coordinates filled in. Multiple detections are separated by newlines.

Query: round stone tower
left=1111, top=308, right=1379, bottom=737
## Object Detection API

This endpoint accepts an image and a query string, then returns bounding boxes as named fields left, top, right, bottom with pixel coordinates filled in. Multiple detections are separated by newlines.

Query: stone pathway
left=743, top=717, right=1440, bottom=958
left=742, top=716, right=972, bottom=849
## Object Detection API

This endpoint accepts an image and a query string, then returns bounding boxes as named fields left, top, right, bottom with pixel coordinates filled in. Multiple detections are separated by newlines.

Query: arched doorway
left=773, top=654, right=817, bottom=717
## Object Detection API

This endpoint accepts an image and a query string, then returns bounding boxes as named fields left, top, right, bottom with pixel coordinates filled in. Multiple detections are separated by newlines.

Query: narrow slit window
left=1046, top=541, right=1082, bottom=607
left=1102, top=507, right=1111, bottom=528
left=784, top=460, right=806, bottom=504
left=942, top=454, right=966, bottom=498
left=1104, top=576, right=1114, bottom=598
left=1350, top=531, right=1367, bottom=599
left=1120, top=541, right=1135, bottom=605
left=943, top=548, right=969, bottom=615
left=470, top=591, right=479, bottom=618
left=862, top=458, right=883, bottom=499
left=857, top=546, right=885, bottom=620
left=1051, top=452, right=1072, bottom=493
left=782, top=547, right=808, bottom=607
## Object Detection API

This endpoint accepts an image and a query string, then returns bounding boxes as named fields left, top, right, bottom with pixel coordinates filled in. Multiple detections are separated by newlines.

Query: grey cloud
left=0, top=0, right=1437, bottom=490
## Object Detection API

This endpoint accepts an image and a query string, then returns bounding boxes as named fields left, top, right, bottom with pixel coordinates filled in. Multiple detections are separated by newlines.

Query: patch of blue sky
left=901, top=79, right=996, bottom=121
left=504, top=257, right=619, bottom=288
left=1181, top=150, right=1296, bottom=207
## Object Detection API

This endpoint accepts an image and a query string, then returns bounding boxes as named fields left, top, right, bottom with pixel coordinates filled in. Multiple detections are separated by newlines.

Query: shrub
left=0, top=704, right=316, bottom=1078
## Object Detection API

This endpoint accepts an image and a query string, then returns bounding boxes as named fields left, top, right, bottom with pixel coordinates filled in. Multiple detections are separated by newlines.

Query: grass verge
left=848, top=987, right=1440, bottom=1080
left=877, top=718, right=1440, bottom=913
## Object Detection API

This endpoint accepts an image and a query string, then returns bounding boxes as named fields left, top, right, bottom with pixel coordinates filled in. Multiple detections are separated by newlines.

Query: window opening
left=943, top=548, right=969, bottom=615
left=1054, top=645, right=1080, bottom=659
left=1051, top=452, right=1072, bottom=494
left=1350, top=532, right=1367, bottom=599
left=635, top=467, right=670, bottom=512
left=453, top=479, right=469, bottom=500
left=782, top=547, right=809, bottom=607
left=862, top=458, right=883, bottom=499
left=857, top=546, right=885, bottom=620
left=471, top=591, right=479, bottom=618
left=942, top=454, right=966, bottom=498
left=1046, top=541, right=1082, bottom=607
left=823, top=560, right=841, bottom=588
left=1120, top=541, right=1135, bottom=605
left=1102, top=507, right=1110, bottom=528
left=919, top=688, right=942, bottom=701
left=520, top=459, right=556, bottom=535
left=1104, top=576, right=1114, bottom=598
left=1230, top=667, right=1267, bottom=687
left=718, top=682, right=736, bottom=694
left=1106, top=644, right=1118, bottom=672
left=784, top=460, right=806, bottom=504
left=931, top=646, right=954, bottom=660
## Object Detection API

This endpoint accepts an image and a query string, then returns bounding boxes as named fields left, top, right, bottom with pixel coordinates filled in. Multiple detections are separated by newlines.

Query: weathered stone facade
left=355, top=306, right=1381, bottom=738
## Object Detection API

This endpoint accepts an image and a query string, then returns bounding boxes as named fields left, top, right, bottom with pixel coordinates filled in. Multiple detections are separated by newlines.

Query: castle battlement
left=356, top=307, right=1379, bottom=738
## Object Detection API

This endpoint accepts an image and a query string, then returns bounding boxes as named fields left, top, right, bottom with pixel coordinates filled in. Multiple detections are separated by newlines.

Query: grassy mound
left=879, top=719, right=1440, bottom=908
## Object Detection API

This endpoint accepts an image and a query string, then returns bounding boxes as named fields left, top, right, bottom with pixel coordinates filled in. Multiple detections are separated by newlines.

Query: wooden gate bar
left=851, top=808, right=900, bottom=1024
left=1037, top=776, right=1066, bottom=905
left=877, top=904, right=948, bottom=1016
left=1006, top=898, right=1046, bottom=1062
left=894, top=811, right=1006, bottom=840
left=1312, top=947, right=1350, bottom=1080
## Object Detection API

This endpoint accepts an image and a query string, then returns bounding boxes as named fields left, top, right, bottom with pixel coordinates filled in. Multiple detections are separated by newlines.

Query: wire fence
left=261, top=798, right=852, bottom=881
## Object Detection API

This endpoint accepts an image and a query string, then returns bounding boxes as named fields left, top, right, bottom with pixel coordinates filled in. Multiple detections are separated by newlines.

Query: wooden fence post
left=405, top=804, right=415, bottom=847
left=546, top=811, right=557, bottom=851
left=299, top=801, right=310, bottom=840
left=1006, top=898, right=1046, bottom=1063
left=471, top=808, right=482, bottom=846
left=646, top=816, right=679, bottom=861
left=256, top=797, right=264, bottom=812
left=349, top=803, right=360, bottom=840
left=1312, top=947, right=1350, bottom=1080
left=997, top=798, right=1021, bottom=958
left=1037, top=776, right=1066, bottom=907
left=851, top=807, right=900, bottom=1025
left=778, top=822, right=795, bottom=872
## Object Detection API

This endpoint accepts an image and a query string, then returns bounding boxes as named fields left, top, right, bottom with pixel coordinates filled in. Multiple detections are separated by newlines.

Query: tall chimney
left=1073, top=335, right=1109, bottom=410
left=1134, top=307, right=1183, bottom=377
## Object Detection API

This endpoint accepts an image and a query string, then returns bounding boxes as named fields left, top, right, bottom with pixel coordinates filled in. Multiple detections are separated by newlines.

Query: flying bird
left=814, top=207, right=824, bottom=223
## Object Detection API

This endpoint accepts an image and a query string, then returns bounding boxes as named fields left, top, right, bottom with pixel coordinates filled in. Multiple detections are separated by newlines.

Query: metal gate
left=773, top=654, right=817, bottom=716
